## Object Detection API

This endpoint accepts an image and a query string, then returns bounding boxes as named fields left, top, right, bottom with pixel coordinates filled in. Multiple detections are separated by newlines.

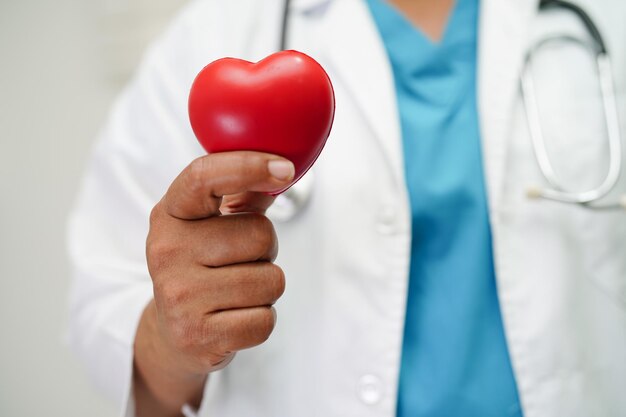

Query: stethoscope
left=522, top=0, right=625, bottom=209
left=272, top=0, right=625, bottom=221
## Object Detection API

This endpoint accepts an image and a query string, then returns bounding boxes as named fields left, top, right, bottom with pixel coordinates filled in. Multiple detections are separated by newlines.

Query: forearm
left=133, top=301, right=206, bottom=417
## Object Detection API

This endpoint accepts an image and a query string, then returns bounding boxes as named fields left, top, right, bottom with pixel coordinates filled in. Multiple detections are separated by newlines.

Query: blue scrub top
left=365, top=0, right=523, bottom=416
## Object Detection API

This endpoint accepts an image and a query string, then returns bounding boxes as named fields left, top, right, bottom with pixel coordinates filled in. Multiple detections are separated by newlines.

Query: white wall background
left=0, top=0, right=185, bottom=415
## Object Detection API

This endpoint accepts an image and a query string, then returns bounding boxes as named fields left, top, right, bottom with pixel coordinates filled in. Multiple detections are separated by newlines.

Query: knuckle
left=250, top=214, right=276, bottom=251
left=149, top=202, right=163, bottom=226
left=245, top=153, right=267, bottom=176
left=155, top=280, right=190, bottom=311
left=146, top=237, right=179, bottom=273
left=256, top=308, right=276, bottom=343
left=186, top=157, right=209, bottom=194
left=267, top=264, right=286, bottom=300
left=184, top=156, right=222, bottom=214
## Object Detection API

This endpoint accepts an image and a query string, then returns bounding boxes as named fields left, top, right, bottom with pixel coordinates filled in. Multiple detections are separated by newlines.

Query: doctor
left=67, top=0, right=626, bottom=416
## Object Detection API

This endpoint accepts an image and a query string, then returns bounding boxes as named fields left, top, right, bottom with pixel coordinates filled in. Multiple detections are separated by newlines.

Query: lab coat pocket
left=572, top=93, right=626, bottom=311
left=555, top=87, right=626, bottom=311
left=579, top=91, right=626, bottom=311
left=577, top=208, right=626, bottom=311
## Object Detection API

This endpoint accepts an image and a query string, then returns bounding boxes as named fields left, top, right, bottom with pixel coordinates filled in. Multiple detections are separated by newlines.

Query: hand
left=133, top=151, right=294, bottom=416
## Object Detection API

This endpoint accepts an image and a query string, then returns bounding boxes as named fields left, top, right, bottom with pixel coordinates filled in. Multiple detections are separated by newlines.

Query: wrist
left=134, top=300, right=206, bottom=416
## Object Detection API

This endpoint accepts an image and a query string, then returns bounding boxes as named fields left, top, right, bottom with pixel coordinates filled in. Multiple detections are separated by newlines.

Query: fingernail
left=268, top=160, right=295, bottom=181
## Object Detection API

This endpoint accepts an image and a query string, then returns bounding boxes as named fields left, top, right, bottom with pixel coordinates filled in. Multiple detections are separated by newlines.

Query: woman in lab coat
left=68, top=0, right=626, bottom=416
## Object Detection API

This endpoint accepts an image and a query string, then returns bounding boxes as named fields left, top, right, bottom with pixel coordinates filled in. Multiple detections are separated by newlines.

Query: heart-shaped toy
left=188, top=50, right=336, bottom=194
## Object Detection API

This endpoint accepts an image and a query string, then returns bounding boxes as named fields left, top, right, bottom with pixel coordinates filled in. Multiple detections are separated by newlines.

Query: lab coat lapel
left=478, top=0, right=539, bottom=213
left=312, top=0, right=405, bottom=188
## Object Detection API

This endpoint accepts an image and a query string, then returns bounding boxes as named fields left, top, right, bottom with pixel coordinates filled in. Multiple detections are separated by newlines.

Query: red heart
left=188, top=50, right=335, bottom=194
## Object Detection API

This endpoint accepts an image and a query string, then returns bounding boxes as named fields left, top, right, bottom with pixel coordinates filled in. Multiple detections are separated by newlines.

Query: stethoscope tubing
left=280, top=0, right=292, bottom=51
left=522, top=0, right=623, bottom=208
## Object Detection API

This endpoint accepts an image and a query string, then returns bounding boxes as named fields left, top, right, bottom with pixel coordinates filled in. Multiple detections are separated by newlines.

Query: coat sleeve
left=66, top=1, right=222, bottom=415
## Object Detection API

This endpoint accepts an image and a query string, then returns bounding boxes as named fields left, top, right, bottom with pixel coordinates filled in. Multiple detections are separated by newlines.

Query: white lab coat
left=67, top=0, right=626, bottom=416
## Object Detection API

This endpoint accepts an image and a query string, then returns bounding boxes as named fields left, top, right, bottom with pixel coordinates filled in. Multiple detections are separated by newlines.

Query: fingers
left=163, top=152, right=294, bottom=220
left=148, top=212, right=278, bottom=270
left=202, top=306, right=277, bottom=354
left=192, top=262, right=286, bottom=312
left=154, top=261, right=284, bottom=321
left=153, top=261, right=283, bottom=369
left=192, top=213, right=279, bottom=266
left=157, top=305, right=278, bottom=370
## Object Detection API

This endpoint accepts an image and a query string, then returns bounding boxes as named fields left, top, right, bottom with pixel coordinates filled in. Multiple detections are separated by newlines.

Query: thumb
left=220, top=191, right=277, bottom=215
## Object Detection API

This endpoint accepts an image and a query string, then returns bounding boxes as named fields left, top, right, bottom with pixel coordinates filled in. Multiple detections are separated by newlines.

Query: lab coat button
left=376, top=206, right=397, bottom=235
left=357, top=374, right=383, bottom=405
